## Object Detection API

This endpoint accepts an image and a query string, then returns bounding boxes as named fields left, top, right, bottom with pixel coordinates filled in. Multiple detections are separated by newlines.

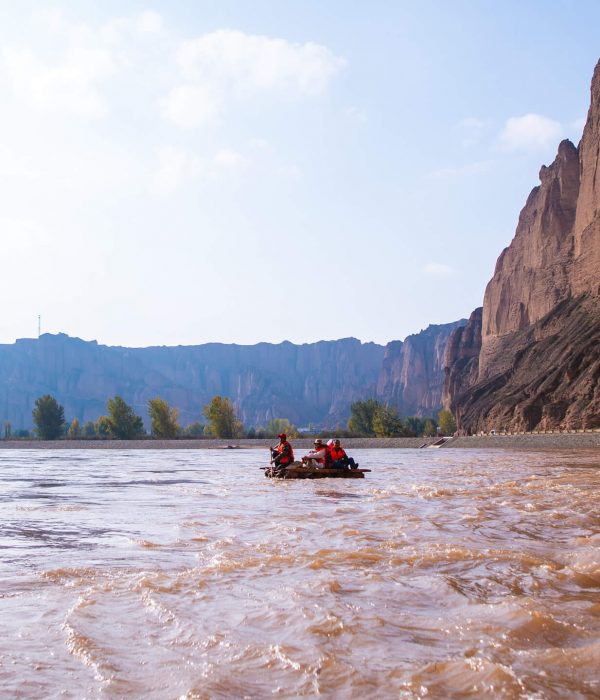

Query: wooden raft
left=264, top=461, right=369, bottom=479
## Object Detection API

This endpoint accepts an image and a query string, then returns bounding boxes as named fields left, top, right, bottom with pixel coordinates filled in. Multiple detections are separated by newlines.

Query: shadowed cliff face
left=453, top=296, right=600, bottom=432
left=445, top=60, right=600, bottom=433
left=0, top=322, right=465, bottom=430
left=442, top=308, right=482, bottom=410
left=377, top=321, right=466, bottom=416
left=0, top=334, right=385, bottom=430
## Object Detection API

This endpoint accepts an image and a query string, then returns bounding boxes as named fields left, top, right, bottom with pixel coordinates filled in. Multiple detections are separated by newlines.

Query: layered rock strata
left=454, top=296, right=600, bottom=432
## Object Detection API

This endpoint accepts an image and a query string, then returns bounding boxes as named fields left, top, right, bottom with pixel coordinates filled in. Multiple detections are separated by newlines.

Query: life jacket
left=277, top=441, right=294, bottom=465
left=330, top=446, right=346, bottom=461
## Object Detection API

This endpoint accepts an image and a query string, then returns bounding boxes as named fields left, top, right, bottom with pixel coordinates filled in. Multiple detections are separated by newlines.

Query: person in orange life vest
left=301, top=438, right=329, bottom=468
left=271, top=433, right=294, bottom=468
left=326, top=438, right=335, bottom=459
left=329, top=439, right=358, bottom=470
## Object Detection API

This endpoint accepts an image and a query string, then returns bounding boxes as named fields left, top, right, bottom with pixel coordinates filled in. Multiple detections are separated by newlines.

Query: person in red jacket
left=329, top=439, right=358, bottom=470
left=271, top=433, right=294, bottom=470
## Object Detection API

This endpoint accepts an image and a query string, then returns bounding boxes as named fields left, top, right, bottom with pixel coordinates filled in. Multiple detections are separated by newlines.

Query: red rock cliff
left=572, top=60, right=600, bottom=296
left=446, top=59, right=600, bottom=432
left=480, top=139, right=580, bottom=377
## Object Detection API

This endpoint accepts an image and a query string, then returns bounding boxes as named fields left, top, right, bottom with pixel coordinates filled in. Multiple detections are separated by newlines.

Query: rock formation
left=445, top=60, right=600, bottom=433
left=572, top=59, right=600, bottom=297
left=0, top=334, right=384, bottom=430
left=377, top=321, right=466, bottom=416
left=442, top=308, right=482, bottom=409
left=480, top=139, right=579, bottom=376
left=0, top=322, right=464, bottom=431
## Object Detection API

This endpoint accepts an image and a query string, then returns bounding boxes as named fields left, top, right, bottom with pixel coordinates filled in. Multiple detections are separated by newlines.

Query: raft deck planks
left=264, top=462, right=369, bottom=479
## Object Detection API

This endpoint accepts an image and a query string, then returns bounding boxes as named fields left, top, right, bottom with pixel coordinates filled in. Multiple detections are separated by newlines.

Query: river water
left=0, top=448, right=599, bottom=699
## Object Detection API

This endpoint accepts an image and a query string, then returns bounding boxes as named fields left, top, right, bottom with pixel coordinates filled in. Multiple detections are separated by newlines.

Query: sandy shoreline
left=1, top=433, right=599, bottom=449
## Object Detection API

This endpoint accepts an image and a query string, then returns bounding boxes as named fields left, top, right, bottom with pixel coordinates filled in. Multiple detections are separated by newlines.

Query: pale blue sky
left=0, top=1, right=598, bottom=347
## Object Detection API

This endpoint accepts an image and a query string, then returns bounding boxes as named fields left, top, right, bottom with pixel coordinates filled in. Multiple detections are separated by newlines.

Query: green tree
left=184, top=421, right=205, bottom=437
left=148, top=398, right=180, bottom=438
left=32, top=394, right=65, bottom=440
left=4, top=421, right=11, bottom=439
left=105, top=396, right=145, bottom=439
left=372, top=404, right=407, bottom=437
left=438, top=409, right=457, bottom=435
left=83, top=421, right=97, bottom=437
left=68, top=418, right=82, bottom=439
left=423, top=418, right=437, bottom=437
left=347, top=399, right=380, bottom=436
left=404, top=416, right=424, bottom=437
left=261, top=418, right=299, bottom=438
left=96, top=416, right=111, bottom=437
left=203, top=396, right=243, bottom=438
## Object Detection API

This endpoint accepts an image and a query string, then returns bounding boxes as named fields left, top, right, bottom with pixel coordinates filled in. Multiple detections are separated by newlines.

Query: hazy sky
left=1, top=1, right=598, bottom=347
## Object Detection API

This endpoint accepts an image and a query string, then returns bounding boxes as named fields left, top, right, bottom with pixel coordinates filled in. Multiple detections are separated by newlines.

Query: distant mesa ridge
left=0, top=322, right=464, bottom=430
left=444, top=59, right=600, bottom=433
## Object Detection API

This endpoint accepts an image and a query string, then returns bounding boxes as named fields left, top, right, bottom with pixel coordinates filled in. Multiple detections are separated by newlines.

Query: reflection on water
left=1, top=448, right=599, bottom=698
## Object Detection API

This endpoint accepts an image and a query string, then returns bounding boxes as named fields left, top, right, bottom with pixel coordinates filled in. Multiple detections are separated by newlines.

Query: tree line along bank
left=4, top=395, right=457, bottom=441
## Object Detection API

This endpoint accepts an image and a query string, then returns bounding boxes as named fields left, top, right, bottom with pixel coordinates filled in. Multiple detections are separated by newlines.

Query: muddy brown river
left=1, top=448, right=599, bottom=698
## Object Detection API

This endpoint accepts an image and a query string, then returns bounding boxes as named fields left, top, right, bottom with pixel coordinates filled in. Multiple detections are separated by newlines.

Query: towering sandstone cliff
left=479, top=139, right=579, bottom=377
left=445, top=60, right=600, bottom=432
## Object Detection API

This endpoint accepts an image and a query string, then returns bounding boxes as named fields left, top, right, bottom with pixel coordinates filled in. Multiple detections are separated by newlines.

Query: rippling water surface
left=1, top=448, right=599, bottom=699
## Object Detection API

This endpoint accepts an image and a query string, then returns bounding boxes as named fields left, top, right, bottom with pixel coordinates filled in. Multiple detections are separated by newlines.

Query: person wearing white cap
left=301, top=438, right=329, bottom=468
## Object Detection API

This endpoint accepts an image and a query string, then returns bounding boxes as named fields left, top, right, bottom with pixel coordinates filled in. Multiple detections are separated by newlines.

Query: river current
left=0, top=448, right=599, bottom=699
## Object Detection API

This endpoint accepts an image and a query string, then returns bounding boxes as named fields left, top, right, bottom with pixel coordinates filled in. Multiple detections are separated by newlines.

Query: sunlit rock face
left=445, top=60, right=600, bottom=433
left=572, top=60, right=600, bottom=297
left=480, top=139, right=580, bottom=377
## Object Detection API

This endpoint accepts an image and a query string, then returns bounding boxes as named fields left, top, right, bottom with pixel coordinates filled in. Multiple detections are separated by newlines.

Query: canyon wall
left=479, top=139, right=579, bottom=377
left=445, top=60, right=600, bottom=433
left=442, top=308, right=482, bottom=410
left=0, top=321, right=463, bottom=431
left=0, top=334, right=383, bottom=430
left=376, top=321, right=465, bottom=416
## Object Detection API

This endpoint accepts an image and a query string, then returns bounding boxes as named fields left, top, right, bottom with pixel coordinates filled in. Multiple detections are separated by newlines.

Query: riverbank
left=447, top=431, right=600, bottom=448
left=0, top=437, right=439, bottom=450
left=1, top=433, right=599, bottom=449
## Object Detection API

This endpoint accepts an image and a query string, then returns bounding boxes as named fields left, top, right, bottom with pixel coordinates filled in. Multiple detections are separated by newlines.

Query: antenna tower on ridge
left=38, top=314, right=41, bottom=338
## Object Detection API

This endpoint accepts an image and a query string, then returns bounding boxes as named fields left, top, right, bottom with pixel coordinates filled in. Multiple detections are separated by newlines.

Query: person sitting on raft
left=271, top=433, right=294, bottom=470
left=329, top=439, right=359, bottom=470
left=301, top=438, right=329, bottom=468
